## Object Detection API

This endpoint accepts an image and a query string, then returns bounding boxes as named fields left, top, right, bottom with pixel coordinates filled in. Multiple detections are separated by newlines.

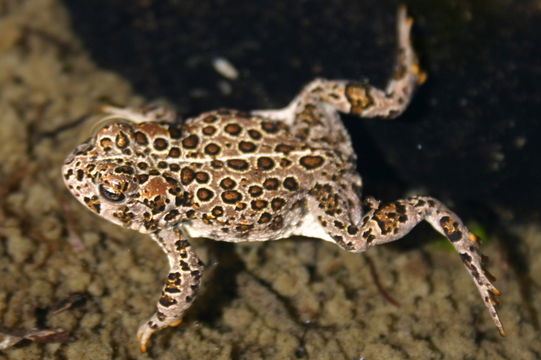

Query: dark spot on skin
left=236, top=224, right=254, bottom=233
left=270, top=215, right=284, bottom=230
left=197, top=188, right=214, bottom=202
left=283, top=177, right=299, bottom=191
left=203, top=114, right=218, bottom=123
left=168, top=147, right=181, bottom=158
left=261, top=121, right=279, bottom=134
left=347, top=225, right=359, bottom=235
left=138, top=162, right=149, bottom=170
left=76, top=169, right=84, bottom=181
left=439, top=216, right=463, bottom=242
left=164, top=209, right=179, bottom=221
left=275, top=144, right=294, bottom=154
left=159, top=295, right=177, bottom=307
left=115, top=165, right=134, bottom=174
left=180, top=167, right=196, bottom=185
left=460, top=252, right=472, bottom=264
left=211, top=206, right=224, bottom=217
left=211, top=160, right=224, bottom=169
left=257, top=157, right=275, bottom=171
left=204, top=143, right=221, bottom=156
left=158, top=161, right=167, bottom=169
left=236, top=202, right=247, bottom=211
left=64, top=169, right=73, bottom=180
left=333, top=220, right=344, bottom=229
left=99, top=137, right=113, bottom=151
left=251, top=199, right=268, bottom=210
left=224, top=123, right=242, bottom=136
left=248, top=185, right=263, bottom=197
left=258, top=212, right=272, bottom=224
left=300, top=155, right=325, bottom=170
left=271, top=197, right=286, bottom=211
left=220, top=177, right=236, bottom=189
left=227, top=159, right=249, bottom=171
left=248, top=129, right=262, bottom=140
left=195, top=172, right=210, bottom=184
left=221, top=190, right=242, bottom=204
left=263, top=178, right=280, bottom=191
left=280, top=158, right=292, bottom=168
left=137, top=174, right=149, bottom=184
left=87, top=199, right=101, bottom=213
left=202, top=125, right=217, bottom=136
left=182, top=134, right=199, bottom=149
left=153, top=138, right=168, bottom=151
left=345, top=83, right=375, bottom=114
left=169, top=164, right=180, bottom=171
left=115, top=131, right=129, bottom=148
left=448, top=230, right=463, bottom=242
left=238, top=141, right=257, bottom=153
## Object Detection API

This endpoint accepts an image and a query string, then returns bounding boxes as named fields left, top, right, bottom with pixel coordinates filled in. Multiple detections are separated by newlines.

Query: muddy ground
left=0, top=1, right=539, bottom=359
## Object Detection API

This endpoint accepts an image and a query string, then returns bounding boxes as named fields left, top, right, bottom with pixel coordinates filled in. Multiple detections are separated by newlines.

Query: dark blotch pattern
left=300, top=155, right=325, bottom=170
left=221, top=190, right=243, bottom=204
left=238, top=141, right=257, bottom=153
left=248, top=185, right=263, bottom=197
left=224, top=123, right=242, bottom=136
left=220, top=177, right=236, bottom=189
left=227, top=159, right=250, bottom=171
left=263, top=178, right=280, bottom=191
left=153, top=138, right=168, bottom=151
left=181, top=167, right=196, bottom=185
left=283, top=177, right=299, bottom=191
left=257, top=157, right=275, bottom=171
left=182, top=134, right=200, bottom=149
left=204, top=143, right=221, bottom=156
left=134, top=131, right=148, bottom=145
left=196, top=188, right=214, bottom=202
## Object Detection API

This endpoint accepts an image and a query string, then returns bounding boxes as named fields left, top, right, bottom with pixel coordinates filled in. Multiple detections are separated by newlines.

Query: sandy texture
left=0, top=1, right=539, bottom=359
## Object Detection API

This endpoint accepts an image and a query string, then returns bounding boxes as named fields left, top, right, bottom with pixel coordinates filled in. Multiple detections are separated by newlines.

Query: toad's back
left=136, top=109, right=359, bottom=242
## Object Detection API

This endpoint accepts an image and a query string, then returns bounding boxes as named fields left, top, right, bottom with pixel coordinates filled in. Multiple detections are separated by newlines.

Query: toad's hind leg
left=309, top=190, right=504, bottom=335
left=137, top=229, right=204, bottom=352
left=254, top=6, right=425, bottom=126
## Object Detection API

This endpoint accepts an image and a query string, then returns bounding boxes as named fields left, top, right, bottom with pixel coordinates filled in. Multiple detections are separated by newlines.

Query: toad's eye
left=99, top=183, right=125, bottom=202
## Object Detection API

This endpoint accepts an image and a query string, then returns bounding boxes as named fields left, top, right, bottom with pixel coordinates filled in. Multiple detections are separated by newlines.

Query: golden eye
left=99, top=184, right=125, bottom=202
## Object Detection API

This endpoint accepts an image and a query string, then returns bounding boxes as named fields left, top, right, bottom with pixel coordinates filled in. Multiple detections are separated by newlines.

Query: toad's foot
left=137, top=316, right=184, bottom=352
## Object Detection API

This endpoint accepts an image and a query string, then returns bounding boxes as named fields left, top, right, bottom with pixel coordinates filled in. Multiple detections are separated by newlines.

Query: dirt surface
left=0, top=1, right=539, bottom=359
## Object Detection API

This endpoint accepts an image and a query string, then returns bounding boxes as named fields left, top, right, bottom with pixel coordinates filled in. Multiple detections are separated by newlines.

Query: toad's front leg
left=137, top=228, right=204, bottom=352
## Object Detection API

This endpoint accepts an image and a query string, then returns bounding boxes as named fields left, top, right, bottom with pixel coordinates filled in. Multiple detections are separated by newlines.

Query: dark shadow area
left=61, top=0, right=540, bottom=222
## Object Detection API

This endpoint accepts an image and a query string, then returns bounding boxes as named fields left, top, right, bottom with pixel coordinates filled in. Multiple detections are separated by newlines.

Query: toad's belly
left=180, top=205, right=333, bottom=243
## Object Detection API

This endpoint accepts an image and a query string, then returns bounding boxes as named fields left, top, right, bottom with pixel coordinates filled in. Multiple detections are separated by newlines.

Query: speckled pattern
left=62, top=8, right=503, bottom=352
left=3, top=0, right=541, bottom=359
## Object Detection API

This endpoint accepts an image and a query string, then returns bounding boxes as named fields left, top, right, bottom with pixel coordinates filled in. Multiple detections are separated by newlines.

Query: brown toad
left=62, top=7, right=504, bottom=352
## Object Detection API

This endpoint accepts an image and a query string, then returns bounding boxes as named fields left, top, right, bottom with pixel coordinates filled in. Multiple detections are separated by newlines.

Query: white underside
left=181, top=211, right=334, bottom=244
